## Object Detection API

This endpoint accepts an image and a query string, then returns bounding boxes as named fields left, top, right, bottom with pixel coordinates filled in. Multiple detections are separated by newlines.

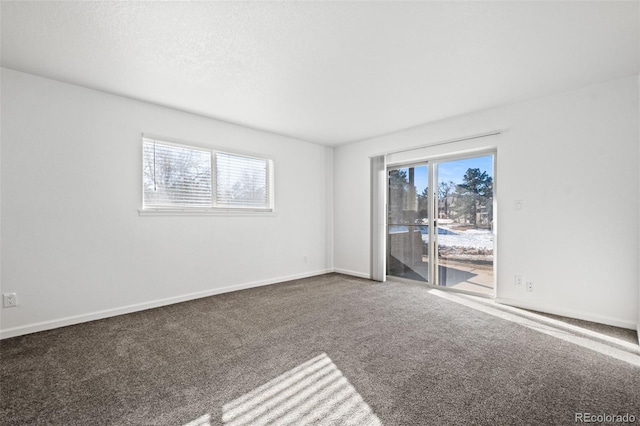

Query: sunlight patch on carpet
left=427, top=288, right=640, bottom=367
left=221, top=353, right=382, bottom=426
left=183, top=413, right=212, bottom=426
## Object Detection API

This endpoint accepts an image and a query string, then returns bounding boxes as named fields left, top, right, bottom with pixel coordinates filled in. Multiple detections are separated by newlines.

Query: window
left=143, top=140, right=212, bottom=208
left=142, top=137, right=274, bottom=212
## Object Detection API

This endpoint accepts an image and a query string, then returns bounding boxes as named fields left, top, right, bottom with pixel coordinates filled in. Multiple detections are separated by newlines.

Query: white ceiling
left=2, top=1, right=638, bottom=146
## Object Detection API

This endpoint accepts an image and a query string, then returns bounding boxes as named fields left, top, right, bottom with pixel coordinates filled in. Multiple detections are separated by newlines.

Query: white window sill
left=138, top=209, right=276, bottom=217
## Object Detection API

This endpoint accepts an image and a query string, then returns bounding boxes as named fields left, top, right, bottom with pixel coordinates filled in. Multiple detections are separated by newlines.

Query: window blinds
left=142, top=137, right=274, bottom=211
left=143, top=139, right=212, bottom=208
left=215, top=152, right=271, bottom=208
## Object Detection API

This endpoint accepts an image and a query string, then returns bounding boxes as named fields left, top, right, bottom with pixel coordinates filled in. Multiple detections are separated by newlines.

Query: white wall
left=334, top=76, right=639, bottom=329
left=2, top=69, right=638, bottom=338
left=0, top=68, right=332, bottom=338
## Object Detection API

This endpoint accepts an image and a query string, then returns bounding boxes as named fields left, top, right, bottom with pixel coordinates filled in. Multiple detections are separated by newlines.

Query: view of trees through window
left=143, top=142, right=212, bottom=208
left=389, top=164, right=493, bottom=226
left=438, top=167, right=493, bottom=226
left=216, top=153, right=268, bottom=208
left=388, top=154, right=494, bottom=295
left=142, top=139, right=273, bottom=210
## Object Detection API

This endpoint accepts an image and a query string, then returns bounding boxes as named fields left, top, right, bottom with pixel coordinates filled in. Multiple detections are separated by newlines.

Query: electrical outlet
left=514, top=200, right=523, bottom=211
left=3, top=293, right=18, bottom=308
left=514, top=275, right=523, bottom=286
left=526, top=281, right=534, bottom=293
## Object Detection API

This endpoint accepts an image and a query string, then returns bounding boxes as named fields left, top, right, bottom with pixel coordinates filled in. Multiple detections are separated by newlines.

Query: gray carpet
left=1, top=273, right=639, bottom=425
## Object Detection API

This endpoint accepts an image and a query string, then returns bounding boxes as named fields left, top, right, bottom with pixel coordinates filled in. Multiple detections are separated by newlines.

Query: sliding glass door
left=387, top=153, right=495, bottom=296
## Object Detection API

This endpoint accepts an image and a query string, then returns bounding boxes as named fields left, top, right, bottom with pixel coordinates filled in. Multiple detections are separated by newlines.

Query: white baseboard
left=495, top=297, right=637, bottom=330
left=332, top=268, right=371, bottom=280
left=0, top=269, right=333, bottom=340
left=8, top=271, right=629, bottom=340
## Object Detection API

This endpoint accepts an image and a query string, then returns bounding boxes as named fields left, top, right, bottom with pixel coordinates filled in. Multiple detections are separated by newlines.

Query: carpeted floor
left=1, top=273, right=639, bottom=425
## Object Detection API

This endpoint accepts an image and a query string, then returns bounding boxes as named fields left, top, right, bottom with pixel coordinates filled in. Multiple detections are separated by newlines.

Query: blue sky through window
left=438, top=155, right=493, bottom=187
left=408, top=155, right=493, bottom=191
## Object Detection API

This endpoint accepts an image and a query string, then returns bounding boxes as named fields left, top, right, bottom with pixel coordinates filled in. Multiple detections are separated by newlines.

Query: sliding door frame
left=386, top=149, right=497, bottom=299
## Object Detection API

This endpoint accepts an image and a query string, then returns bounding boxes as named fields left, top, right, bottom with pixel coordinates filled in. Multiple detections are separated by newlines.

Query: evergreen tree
left=455, top=168, right=493, bottom=225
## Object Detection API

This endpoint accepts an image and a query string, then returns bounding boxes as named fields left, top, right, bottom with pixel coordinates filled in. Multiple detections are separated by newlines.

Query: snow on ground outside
left=424, top=227, right=494, bottom=250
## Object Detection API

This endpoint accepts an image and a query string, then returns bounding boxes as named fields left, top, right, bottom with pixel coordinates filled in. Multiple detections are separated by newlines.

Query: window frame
left=139, top=135, right=275, bottom=216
